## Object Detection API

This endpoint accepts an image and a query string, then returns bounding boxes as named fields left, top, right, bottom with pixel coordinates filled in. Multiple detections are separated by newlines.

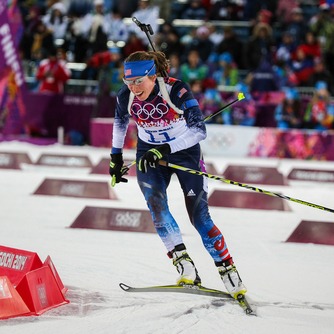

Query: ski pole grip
left=132, top=17, right=143, bottom=29
left=159, top=160, right=168, bottom=167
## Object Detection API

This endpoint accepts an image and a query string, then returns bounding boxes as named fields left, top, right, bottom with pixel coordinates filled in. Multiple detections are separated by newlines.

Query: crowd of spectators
left=18, top=0, right=334, bottom=130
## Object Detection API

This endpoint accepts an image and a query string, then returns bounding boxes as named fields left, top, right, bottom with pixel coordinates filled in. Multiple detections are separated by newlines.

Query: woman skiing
left=109, top=50, right=247, bottom=299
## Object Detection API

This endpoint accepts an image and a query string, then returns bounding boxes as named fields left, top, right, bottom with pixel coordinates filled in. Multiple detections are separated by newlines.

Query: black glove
left=138, top=144, right=171, bottom=173
left=109, top=153, right=129, bottom=187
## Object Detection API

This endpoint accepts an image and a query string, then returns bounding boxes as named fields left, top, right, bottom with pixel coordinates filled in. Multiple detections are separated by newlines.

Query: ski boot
left=217, top=258, right=247, bottom=299
left=169, top=244, right=201, bottom=286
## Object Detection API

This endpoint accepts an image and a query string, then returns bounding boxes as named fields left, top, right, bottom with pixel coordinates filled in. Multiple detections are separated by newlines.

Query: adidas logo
left=187, top=189, right=196, bottom=197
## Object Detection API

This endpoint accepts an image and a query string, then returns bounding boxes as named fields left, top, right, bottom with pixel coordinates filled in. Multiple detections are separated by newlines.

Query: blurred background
left=1, top=0, right=334, bottom=160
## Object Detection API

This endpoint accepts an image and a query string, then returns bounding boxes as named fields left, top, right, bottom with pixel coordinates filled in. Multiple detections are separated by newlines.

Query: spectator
left=168, top=52, right=181, bottom=78
left=189, top=79, right=205, bottom=104
left=178, top=27, right=197, bottom=59
left=95, top=47, right=124, bottom=96
left=212, top=52, right=239, bottom=86
left=245, top=22, right=276, bottom=70
left=42, top=2, right=69, bottom=40
left=104, top=8, right=129, bottom=43
left=206, top=23, right=224, bottom=47
left=67, top=0, right=93, bottom=17
left=243, top=0, right=278, bottom=22
left=201, top=87, right=225, bottom=124
left=35, top=47, right=71, bottom=93
left=72, top=0, right=107, bottom=41
left=296, top=31, right=321, bottom=61
left=19, top=6, right=43, bottom=60
left=179, top=49, right=209, bottom=84
left=289, top=46, right=315, bottom=86
left=311, top=4, right=334, bottom=78
left=246, top=59, right=280, bottom=92
left=63, top=0, right=108, bottom=63
left=122, top=32, right=147, bottom=59
left=181, top=0, right=207, bottom=20
left=227, top=82, right=257, bottom=126
left=208, top=0, right=243, bottom=21
left=157, top=27, right=183, bottom=58
left=115, top=0, right=138, bottom=17
left=304, top=81, right=334, bottom=130
left=86, top=0, right=109, bottom=58
left=30, top=20, right=55, bottom=62
left=284, top=7, right=308, bottom=46
left=273, top=59, right=299, bottom=88
left=128, top=0, right=160, bottom=46
left=275, top=88, right=303, bottom=129
left=307, top=57, right=334, bottom=95
left=151, top=0, right=172, bottom=21
left=184, top=25, right=215, bottom=63
left=275, top=31, right=297, bottom=64
left=256, top=8, right=273, bottom=25
left=63, top=13, right=89, bottom=62
left=214, top=26, right=245, bottom=69
left=276, top=0, right=300, bottom=25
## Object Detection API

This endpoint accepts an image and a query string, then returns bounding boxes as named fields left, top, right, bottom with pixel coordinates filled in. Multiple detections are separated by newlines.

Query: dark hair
left=124, top=51, right=169, bottom=76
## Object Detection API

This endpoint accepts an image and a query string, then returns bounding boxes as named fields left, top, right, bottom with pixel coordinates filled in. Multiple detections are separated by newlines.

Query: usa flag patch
left=125, top=69, right=132, bottom=76
left=178, top=87, right=187, bottom=98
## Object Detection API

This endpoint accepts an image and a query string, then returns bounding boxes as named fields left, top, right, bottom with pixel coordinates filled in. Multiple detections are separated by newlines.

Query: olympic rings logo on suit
left=131, top=102, right=169, bottom=120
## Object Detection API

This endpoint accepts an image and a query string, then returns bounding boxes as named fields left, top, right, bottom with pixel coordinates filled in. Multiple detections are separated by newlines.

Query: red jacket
left=36, top=58, right=71, bottom=93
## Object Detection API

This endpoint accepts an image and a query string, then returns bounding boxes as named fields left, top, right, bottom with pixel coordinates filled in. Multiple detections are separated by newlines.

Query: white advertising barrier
left=201, top=125, right=260, bottom=157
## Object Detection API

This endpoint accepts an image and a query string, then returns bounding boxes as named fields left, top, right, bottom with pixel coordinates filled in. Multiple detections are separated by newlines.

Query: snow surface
left=1, top=141, right=334, bottom=334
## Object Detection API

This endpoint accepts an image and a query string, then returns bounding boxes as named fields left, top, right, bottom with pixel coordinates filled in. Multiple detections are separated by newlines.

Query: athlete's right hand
left=109, top=153, right=129, bottom=187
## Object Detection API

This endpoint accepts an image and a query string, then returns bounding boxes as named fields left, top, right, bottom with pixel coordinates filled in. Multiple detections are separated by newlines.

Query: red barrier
left=44, top=256, right=67, bottom=296
left=0, top=245, right=43, bottom=287
left=0, top=245, right=69, bottom=319
left=0, top=276, right=30, bottom=319
left=15, top=266, right=68, bottom=315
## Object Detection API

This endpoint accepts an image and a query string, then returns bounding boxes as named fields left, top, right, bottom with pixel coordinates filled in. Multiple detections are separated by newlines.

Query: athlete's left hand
left=138, top=144, right=171, bottom=173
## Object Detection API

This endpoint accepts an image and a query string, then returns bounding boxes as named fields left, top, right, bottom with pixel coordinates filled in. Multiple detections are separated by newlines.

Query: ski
left=236, top=293, right=254, bottom=315
left=119, top=283, right=255, bottom=315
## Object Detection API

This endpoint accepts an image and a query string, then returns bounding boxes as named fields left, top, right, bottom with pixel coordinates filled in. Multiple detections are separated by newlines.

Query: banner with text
left=202, top=125, right=334, bottom=161
left=0, top=0, right=27, bottom=135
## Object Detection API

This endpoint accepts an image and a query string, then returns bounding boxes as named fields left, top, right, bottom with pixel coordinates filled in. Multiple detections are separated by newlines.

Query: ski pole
left=132, top=17, right=168, bottom=77
left=158, top=160, right=334, bottom=214
left=204, top=93, right=245, bottom=122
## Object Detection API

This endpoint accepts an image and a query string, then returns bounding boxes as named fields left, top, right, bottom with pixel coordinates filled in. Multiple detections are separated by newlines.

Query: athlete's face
left=126, top=75, right=157, bottom=101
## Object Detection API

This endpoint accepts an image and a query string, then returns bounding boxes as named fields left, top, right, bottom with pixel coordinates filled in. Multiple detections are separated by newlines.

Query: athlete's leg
left=170, top=145, right=231, bottom=263
left=136, top=146, right=183, bottom=252
left=171, top=146, right=247, bottom=296
left=136, top=143, right=201, bottom=285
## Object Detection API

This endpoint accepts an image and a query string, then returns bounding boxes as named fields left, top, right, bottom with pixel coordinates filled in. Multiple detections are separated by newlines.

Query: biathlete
left=109, top=50, right=247, bottom=299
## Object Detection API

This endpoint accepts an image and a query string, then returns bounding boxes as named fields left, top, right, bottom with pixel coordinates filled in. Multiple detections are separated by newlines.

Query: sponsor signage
left=208, top=189, right=291, bottom=211
left=223, top=165, right=286, bottom=185
left=33, top=179, right=116, bottom=200
left=288, top=168, right=334, bottom=182
left=0, top=152, right=32, bottom=169
left=286, top=220, right=334, bottom=246
left=70, top=206, right=156, bottom=233
left=35, top=154, right=92, bottom=168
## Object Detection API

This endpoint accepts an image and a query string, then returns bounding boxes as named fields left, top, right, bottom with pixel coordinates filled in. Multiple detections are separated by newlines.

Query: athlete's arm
left=168, top=80, right=207, bottom=153
left=112, top=86, right=131, bottom=153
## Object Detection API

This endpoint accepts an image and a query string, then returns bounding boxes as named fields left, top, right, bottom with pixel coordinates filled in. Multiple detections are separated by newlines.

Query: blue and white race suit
left=112, top=77, right=231, bottom=263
